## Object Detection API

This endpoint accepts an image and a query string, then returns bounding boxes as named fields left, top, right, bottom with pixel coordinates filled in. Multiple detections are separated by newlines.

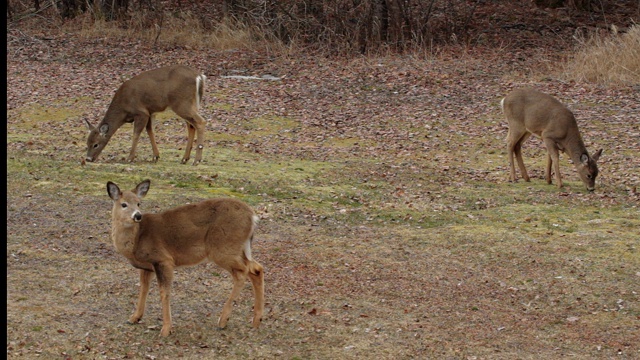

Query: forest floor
left=6, top=2, right=640, bottom=359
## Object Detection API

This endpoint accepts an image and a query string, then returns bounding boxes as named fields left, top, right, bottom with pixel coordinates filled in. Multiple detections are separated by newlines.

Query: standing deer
left=86, top=65, right=207, bottom=165
left=106, top=179, right=264, bottom=336
left=501, top=88, right=603, bottom=191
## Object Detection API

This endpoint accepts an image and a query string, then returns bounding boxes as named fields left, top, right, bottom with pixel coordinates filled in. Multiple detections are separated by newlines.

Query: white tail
left=106, top=180, right=264, bottom=337
left=86, top=65, right=207, bottom=165
left=502, top=88, right=603, bottom=191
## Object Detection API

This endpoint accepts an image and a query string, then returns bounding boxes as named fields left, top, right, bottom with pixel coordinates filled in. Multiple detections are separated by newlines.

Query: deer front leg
left=544, top=139, right=563, bottom=188
left=145, top=115, right=160, bottom=162
left=129, top=269, right=153, bottom=324
left=128, top=115, right=150, bottom=163
left=153, top=263, right=175, bottom=337
left=553, top=158, right=563, bottom=188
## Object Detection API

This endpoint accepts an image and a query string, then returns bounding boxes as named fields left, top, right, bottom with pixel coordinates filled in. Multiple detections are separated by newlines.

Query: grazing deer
left=86, top=65, right=207, bottom=165
left=106, top=179, right=264, bottom=336
left=501, top=88, right=603, bottom=191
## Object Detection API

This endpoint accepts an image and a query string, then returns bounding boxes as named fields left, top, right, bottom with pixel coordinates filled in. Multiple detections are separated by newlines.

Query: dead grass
left=67, top=11, right=289, bottom=54
left=6, top=27, right=640, bottom=359
left=564, top=25, right=640, bottom=85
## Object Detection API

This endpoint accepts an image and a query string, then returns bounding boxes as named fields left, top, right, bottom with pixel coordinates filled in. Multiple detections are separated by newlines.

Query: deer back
left=113, top=65, right=203, bottom=115
left=504, top=88, right=581, bottom=141
left=136, top=198, right=257, bottom=269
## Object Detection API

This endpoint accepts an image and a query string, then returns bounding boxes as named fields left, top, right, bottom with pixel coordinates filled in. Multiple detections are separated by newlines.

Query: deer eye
left=93, top=144, right=99, bottom=148
left=587, top=175, right=592, bottom=179
left=121, top=203, right=128, bottom=208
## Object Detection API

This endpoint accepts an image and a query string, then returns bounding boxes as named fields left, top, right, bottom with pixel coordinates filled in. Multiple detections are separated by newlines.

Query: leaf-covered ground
left=6, top=9, right=640, bottom=360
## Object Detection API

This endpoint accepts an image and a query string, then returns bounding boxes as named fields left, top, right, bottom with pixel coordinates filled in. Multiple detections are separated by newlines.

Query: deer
left=106, top=179, right=264, bottom=337
left=501, top=88, right=603, bottom=191
left=86, top=65, right=207, bottom=166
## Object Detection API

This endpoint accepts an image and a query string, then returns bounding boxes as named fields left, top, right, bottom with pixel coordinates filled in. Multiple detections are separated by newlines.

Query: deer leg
left=191, top=113, right=206, bottom=166
left=506, top=130, right=518, bottom=182
left=218, top=269, right=247, bottom=329
left=514, top=140, right=530, bottom=182
left=247, top=261, right=265, bottom=328
left=145, top=115, right=160, bottom=162
left=543, top=138, right=563, bottom=188
left=129, top=269, right=154, bottom=324
left=553, top=155, right=563, bottom=188
left=546, top=153, right=553, bottom=184
left=509, top=132, right=530, bottom=182
left=175, top=104, right=206, bottom=165
left=128, top=115, right=149, bottom=162
left=181, top=123, right=196, bottom=164
left=153, top=262, right=175, bottom=337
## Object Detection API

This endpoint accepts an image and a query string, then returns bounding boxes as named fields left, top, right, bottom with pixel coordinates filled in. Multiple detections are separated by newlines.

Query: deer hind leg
left=218, top=268, right=248, bottom=329
left=128, top=114, right=150, bottom=162
left=129, top=269, right=154, bottom=324
left=513, top=133, right=531, bottom=182
left=546, top=153, right=553, bottom=185
left=181, top=122, right=196, bottom=164
left=247, top=261, right=265, bottom=328
left=506, top=129, right=518, bottom=182
left=507, top=129, right=530, bottom=182
left=153, top=262, right=175, bottom=337
left=175, top=106, right=206, bottom=166
left=145, top=114, right=160, bottom=162
left=189, top=113, right=206, bottom=166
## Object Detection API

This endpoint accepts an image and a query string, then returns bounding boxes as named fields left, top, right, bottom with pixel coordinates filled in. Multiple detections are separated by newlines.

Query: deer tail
left=242, top=214, right=260, bottom=262
left=196, top=74, right=206, bottom=110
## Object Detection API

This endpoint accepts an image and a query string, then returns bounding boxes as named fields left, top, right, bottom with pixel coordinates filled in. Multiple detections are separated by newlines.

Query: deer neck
left=561, top=130, right=589, bottom=165
left=101, top=106, right=128, bottom=133
left=111, top=220, right=140, bottom=259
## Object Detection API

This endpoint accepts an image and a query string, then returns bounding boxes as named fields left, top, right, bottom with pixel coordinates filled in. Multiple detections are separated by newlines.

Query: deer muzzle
left=133, top=211, right=142, bottom=222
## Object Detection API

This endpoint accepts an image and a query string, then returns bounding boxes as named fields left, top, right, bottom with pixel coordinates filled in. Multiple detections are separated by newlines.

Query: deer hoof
left=252, top=317, right=262, bottom=328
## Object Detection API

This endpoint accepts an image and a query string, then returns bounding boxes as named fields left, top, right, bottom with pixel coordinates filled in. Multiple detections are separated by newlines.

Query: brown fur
left=106, top=179, right=264, bottom=336
left=86, top=65, right=207, bottom=165
left=502, top=88, right=603, bottom=191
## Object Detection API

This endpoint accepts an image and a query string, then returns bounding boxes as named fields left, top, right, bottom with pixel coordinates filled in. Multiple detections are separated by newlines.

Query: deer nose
left=85, top=156, right=94, bottom=162
left=133, top=212, right=142, bottom=222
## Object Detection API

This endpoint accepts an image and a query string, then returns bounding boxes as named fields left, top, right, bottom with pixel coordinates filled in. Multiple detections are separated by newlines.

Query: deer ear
left=580, top=153, right=589, bottom=164
left=591, top=149, right=603, bottom=162
left=135, top=180, right=151, bottom=198
left=107, top=182, right=121, bottom=200
left=85, top=119, right=96, bottom=131
left=99, top=124, right=109, bottom=136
